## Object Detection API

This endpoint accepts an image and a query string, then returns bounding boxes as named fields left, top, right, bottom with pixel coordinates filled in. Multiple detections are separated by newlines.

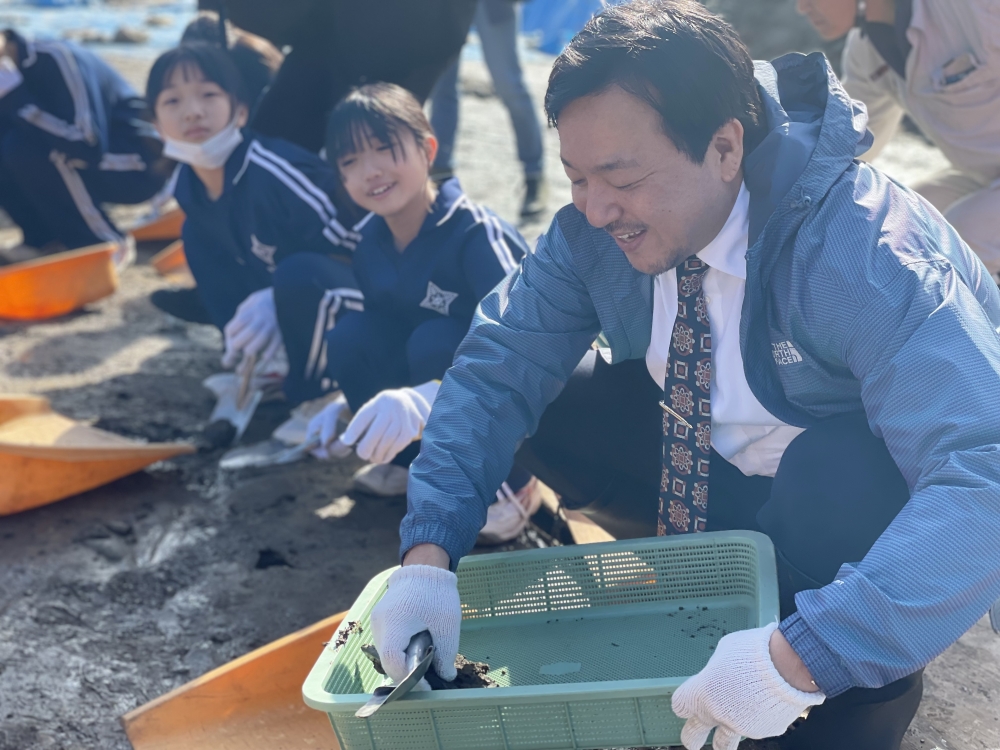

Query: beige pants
left=912, top=169, right=1000, bottom=278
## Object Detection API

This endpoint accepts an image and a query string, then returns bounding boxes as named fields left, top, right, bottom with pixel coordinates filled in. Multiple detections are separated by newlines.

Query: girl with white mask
left=148, top=42, right=362, bottom=406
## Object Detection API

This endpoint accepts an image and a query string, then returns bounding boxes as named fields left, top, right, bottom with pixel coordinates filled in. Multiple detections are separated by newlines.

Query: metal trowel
left=202, top=371, right=262, bottom=445
left=355, top=630, right=434, bottom=718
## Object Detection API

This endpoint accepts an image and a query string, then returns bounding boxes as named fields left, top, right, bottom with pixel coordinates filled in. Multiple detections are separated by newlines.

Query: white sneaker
left=352, top=463, right=409, bottom=496
left=477, top=477, right=542, bottom=545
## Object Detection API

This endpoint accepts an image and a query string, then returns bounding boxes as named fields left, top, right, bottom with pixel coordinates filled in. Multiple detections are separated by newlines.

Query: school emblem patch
left=419, top=281, right=458, bottom=316
left=250, top=234, right=278, bottom=270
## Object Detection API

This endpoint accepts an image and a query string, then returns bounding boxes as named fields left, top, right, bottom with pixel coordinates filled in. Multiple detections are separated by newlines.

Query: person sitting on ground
left=304, top=82, right=539, bottom=541
left=148, top=11, right=286, bottom=325
left=147, top=42, right=360, bottom=405
left=368, top=2, right=1000, bottom=748
left=180, top=11, right=283, bottom=117
left=797, top=0, right=1000, bottom=279
left=0, top=29, right=167, bottom=266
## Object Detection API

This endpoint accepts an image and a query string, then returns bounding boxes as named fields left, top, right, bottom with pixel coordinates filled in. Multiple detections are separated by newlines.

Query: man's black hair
left=327, top=82, right=435, bottom=165
left=146, top=42, right=247, bottom=113
left=545, top=0, right=767, bottom=162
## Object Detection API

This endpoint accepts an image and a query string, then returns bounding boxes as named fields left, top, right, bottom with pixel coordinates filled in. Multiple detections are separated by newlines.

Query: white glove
left=0, top=57, right=23, bottom=99
left=370, top=565, right=461, bottom=688
left=305, top=393, right=351, bottom=459
left=339, top=381, right=439, bottom=464
left=671, top=622, right=826, bottom=750
left=222, top=287, right=283, bottom=369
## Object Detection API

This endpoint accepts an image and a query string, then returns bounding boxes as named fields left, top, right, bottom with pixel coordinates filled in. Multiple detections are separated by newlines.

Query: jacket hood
left=744, top=52, right=873, bottom=249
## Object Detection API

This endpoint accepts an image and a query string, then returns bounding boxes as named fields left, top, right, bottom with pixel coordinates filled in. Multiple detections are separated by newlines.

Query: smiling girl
left=147, top=43, right=361, bottom=404
left=306, top=82, right=539, bottom=542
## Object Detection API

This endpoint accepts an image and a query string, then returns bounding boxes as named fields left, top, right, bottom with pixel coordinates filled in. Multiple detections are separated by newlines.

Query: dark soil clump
left=426, top=654, right=497, bottom=690
left=334, top=621, right=363, bottom=650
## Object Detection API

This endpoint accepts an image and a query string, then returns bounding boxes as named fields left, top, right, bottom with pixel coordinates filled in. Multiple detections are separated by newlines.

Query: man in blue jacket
left=368, top=1, right=1000, bottom=747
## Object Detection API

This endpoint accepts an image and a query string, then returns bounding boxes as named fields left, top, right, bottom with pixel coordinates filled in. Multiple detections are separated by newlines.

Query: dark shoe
left=520, top=176, right=547, bottom=218
left=150, top=287, right=213, bottom=324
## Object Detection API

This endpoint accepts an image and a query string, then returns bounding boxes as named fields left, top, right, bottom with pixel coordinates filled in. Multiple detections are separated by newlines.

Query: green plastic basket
left=303, top=531, right=778, bottom=750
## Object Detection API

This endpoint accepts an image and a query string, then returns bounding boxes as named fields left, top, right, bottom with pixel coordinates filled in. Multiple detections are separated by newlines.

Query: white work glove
left=370, top=565, right=461, bottom=688
left=305, top=393, right=351, bottom=459
left=222, top=287, right=283, bottom=369
left=671, top=622, right=826, bottom=750
left=339, top=380, right=439, bottom=464
left=0, top=57, right=23, bottom=98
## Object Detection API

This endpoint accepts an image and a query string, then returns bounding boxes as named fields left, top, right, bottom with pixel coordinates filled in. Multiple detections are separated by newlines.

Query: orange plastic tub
left=0, top=243, right=118, bottom=321
left=0, top=395, right=194, bottom=515
left=132, top=208, right=185, bottom=242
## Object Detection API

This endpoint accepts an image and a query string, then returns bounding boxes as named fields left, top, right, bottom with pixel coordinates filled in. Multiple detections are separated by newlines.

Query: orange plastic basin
left=0, top=395, right=194, bottom=515
left=0, top=243, right=118, bottom=321
left=132, top=208, right=185, bottom=242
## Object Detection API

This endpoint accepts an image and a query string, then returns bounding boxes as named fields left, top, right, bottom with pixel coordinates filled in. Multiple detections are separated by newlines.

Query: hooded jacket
left=402, top=52, right=1000, bottom=697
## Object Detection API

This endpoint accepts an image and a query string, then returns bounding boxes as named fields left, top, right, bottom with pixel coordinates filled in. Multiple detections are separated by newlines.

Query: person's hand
left=305, top=394, right=351, bottom=459
left=222, top=287, right=283, bottom=369
left=338, top=381, right=439, bottom=464
left=671, top=622, right=826, bottom=750
left=369, top=564, right=461, bottom=688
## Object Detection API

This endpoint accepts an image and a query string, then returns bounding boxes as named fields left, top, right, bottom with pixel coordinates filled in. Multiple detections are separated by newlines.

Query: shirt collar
left=696, top=181, right=749, bottom=281
left=428, top=176, right=466, bottom=227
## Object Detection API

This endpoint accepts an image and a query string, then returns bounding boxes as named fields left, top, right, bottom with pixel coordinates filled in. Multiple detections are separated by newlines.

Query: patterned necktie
left=658, top=257, right=711, bottom=536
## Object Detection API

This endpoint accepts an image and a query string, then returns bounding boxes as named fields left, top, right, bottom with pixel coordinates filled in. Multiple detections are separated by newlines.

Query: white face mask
left=162, top=119, right=243, bottom=169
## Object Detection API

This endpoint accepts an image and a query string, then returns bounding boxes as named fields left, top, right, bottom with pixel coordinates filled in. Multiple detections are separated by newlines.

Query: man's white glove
left=305, top=394, right=351, bottom=459
left=222, top=287, right=283, bottom=369
left=370, top=565, right=461, bottom=688
left=671, top=622, right=826, bottom=750
left=339, top=381, right=439, bottom=464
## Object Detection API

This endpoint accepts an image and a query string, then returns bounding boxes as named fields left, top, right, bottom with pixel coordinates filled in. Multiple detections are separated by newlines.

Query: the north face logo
left=772, top=341, right=803, bottom=365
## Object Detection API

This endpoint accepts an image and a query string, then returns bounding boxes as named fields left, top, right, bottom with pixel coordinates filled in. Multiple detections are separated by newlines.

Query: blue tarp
left=522, top=0, right=627, bottom=55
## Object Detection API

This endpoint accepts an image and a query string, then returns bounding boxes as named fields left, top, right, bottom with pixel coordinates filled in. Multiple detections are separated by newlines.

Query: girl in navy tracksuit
left=0, top=29, right=166, bottom=263
left=307, top=83, right=537, bottom=530
left=147, top=43, right=360, bottom=403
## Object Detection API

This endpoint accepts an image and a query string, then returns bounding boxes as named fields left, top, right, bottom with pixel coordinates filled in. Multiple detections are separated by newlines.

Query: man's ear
left=712, top=119, right=744, bottom=184
left=234, top=103, right=250, bottom=129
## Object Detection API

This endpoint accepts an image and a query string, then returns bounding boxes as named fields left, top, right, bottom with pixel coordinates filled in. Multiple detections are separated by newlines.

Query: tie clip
left=659, top=400, right=693, bottom=429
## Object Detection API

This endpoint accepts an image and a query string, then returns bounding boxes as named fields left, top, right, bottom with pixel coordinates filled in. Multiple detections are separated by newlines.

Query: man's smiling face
left=558, top=84, right=743, bottom=276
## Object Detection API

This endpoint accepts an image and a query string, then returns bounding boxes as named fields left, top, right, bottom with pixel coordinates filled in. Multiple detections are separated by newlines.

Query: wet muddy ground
left=0, top=46, right=997, bottom=750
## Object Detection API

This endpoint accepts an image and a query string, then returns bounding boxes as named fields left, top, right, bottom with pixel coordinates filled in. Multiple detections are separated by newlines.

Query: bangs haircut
left=327, top=82, right=434, bottom=164
left=545, top=0, right=766, bottom=163
left=146, top=42, right=247, bottom=114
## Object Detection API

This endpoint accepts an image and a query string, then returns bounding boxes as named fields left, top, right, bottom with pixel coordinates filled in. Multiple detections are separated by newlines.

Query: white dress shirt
left=645, top=183, right=804, bottom=477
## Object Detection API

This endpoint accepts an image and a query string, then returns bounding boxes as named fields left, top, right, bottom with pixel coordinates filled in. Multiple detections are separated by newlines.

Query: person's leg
left=0, top=128, right=123, bottom=249
left=428, top=56, right=461, bottom=179
left=911, top=169, right=999, bottom=277
left=752, top=412, right=922, bottom=750
left=271, top=252, right=362, bottom=405
left=0, top=138, right=54, bottom=249
left=321, top=309, right=410, bottom=413
left=515, top=351, right=664, bottom=540
left=477, top=0, right=544, bottom=180
left=940, top=180, right=1000, bottom=279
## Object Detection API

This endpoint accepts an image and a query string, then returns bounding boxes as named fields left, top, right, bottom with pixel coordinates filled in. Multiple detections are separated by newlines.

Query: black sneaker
left=520, top=176, right=548, bottom=218
left=150, top=287, right=213, bottom=324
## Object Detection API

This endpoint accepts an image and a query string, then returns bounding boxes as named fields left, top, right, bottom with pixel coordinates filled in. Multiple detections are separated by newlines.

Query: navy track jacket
left=0, top=32, right=149, bottom=166
left=174, top=131, right=358, bottom=329
left=351, top=177, right=527, bottom=329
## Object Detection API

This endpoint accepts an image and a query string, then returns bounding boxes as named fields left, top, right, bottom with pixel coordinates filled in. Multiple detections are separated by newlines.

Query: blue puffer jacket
left=403, top=52, right=1000, bottom=696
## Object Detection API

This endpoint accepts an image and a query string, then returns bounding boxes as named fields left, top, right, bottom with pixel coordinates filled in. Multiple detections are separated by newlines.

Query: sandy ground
left=0, top=48, right=997, bottom=750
